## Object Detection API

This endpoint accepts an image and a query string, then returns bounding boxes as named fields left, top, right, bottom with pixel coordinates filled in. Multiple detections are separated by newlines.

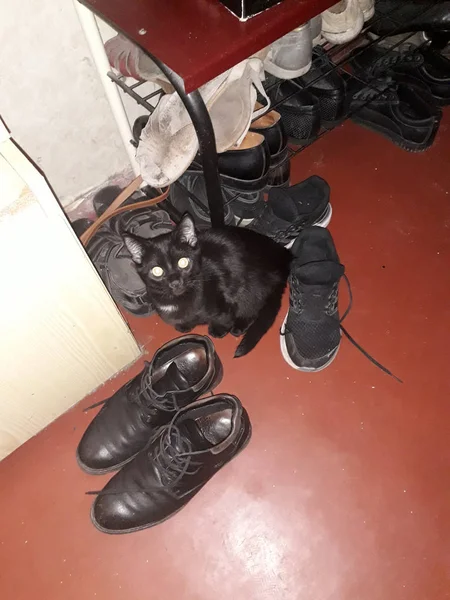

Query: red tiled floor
left=1, top=114, right=450, bottom=600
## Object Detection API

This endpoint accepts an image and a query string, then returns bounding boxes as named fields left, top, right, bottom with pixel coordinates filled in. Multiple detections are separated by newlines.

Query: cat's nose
left=169, top=280, right=182, bottom=291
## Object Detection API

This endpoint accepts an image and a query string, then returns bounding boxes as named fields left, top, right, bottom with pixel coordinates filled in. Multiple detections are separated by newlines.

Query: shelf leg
left=142, top=53, right=225, bottom=227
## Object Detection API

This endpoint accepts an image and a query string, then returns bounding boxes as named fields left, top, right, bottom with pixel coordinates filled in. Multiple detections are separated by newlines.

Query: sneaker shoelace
left=352, top=77, right=398, bottom=104
left=281, top=261, right=402, bottom=383
left=369, top=46, right=424, bottom=76
left=273, top=217, right=311, bottom=244
left=84, top=368, right=179, bottom=415
left=86, top=410, right=210, bottom=497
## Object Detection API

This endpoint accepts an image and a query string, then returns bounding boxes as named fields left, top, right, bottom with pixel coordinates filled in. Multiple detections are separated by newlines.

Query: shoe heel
left=266, top=148, right=291, bottom=188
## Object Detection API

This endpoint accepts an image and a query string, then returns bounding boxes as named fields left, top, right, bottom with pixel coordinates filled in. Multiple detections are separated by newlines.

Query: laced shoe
left=76, top=335, right=222, bottom=474
left=89, top=394, right=251, bottom=533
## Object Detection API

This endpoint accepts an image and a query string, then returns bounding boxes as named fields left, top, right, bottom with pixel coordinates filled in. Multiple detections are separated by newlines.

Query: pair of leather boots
left=77, top=335, right=251, bottom=534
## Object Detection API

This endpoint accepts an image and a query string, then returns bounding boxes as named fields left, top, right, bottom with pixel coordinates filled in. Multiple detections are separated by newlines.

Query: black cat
left=124, top=214, right=291, bottom=357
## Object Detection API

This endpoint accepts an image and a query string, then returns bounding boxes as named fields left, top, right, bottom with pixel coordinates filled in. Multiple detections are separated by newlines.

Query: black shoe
left=170, top=173, right=236, bottom=228
left=86, top=208, right=173, bottom=316
left=89, top=394, right=251, bottom=533
left=77, top=335, right=223, bottom=474
left=349, top=75, right=441, bottom=152
left=248, top=176, right=332, bottom=247
left=249, top=108, right=290, bottom=188
left=184, top=132, right=270, bottom=193
left=217, top=132, right=270, bottom=191
left=351, top=43, right=450, bottom=106
left=295, top=47, right=347, bottom=125
left=369, top=0, right=450, bottom=37
left=266, top=77, right=321, bottom=145
left=280, top=227, right=344, bottom=371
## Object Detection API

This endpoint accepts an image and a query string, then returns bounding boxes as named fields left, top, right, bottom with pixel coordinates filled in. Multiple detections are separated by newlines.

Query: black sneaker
left=349, top=75, right=441, bottom=152
left=86, top=207, right=173, bottom=316
left=350, top=43, right=450, bottom=106
left=170, top=173, right=235, bottom=228
left=248, top=176, right=332, bottom=247
left=281, top=228, right=403, bottom=381
left=77, top=335, right=223, bottom=474
left=89, top=394, right=251, bottom=533
left=280, top=227, right=344, bottom=371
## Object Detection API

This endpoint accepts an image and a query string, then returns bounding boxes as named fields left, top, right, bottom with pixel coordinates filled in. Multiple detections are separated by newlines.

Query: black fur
left=124, top=214, right=291, bottom=357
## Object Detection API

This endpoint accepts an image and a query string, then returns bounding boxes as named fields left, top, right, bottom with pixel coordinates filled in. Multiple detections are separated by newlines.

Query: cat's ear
left=176, top=213, right=197, bottom=247
left=123, top=234, right=146, bottom=264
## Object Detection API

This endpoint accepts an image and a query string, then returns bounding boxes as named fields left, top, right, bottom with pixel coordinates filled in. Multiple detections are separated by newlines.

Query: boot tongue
left=152, top=362, right=189, bottom=395
left=294, top=260, right=344, bottom=285
left=172, top=419, right=213, bottom=453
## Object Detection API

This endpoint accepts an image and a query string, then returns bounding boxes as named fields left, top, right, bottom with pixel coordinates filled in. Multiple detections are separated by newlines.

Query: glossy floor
left=1, top=115, right=449, bottom=600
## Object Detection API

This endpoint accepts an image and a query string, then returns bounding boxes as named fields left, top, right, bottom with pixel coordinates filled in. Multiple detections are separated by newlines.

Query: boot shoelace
left=86, top=410, right=211, bottom=498
left=84, top=367, right=179, bottom=415
left=282, top=262, right=403, bottom=383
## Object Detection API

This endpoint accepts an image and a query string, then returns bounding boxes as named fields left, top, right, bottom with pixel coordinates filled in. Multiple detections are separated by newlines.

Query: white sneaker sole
left=284, top=203, right=333, bottom=249
left=280, top=313, right=340, bottom=372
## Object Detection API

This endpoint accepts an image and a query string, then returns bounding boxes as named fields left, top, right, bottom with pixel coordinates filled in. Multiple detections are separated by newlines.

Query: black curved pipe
left=145, top=52, right=225, bottom=227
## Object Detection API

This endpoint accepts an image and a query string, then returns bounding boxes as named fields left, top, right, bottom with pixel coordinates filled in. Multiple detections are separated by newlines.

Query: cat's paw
left=208, top=324, right=230, bottom=338
left=230, top=328, right=245, bottom=337
left=231, top=319, right=251, bottom=337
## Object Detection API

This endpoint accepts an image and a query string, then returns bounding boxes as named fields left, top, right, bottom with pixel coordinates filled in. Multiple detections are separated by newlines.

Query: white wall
left=0, top=0, right=142, bottom=207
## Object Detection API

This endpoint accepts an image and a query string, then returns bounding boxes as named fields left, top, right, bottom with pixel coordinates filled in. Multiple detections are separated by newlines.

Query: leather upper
left=77, top=335, right=222, bottom=473
left=90, top=395, right=251, bottom=533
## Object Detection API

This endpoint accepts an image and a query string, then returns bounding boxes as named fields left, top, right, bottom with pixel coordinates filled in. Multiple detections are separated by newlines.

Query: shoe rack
left=75, top=0, right=441, bottom=226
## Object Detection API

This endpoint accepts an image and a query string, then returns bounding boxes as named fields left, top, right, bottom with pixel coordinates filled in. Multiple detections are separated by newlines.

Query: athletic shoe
left=281, top=228, right=403, bottom=380
left=169, top=173, right=236, bottom=228
left=351, top=43, right=450, bottom=107
left=280, top=227, right=344, bottom=371
left=357, top=0, right=374, bottom=21
left=248, top=176, right=332, bottom=246
left=264, top=22, right=312, bottom=79
left=349, top=75, right=441, bottom=152
left=321, top=0, right=364, bottom=45
left=86, top=202, right=173, bottom=316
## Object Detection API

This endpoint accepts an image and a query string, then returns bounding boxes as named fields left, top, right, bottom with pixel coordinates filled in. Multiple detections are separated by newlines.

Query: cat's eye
left=151, top=266, right=164, bottom=277
left=178, top=257, right=190, bottom=269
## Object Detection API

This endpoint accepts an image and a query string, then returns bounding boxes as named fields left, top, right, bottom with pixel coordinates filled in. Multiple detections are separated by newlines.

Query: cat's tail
left=234, top=286, right=285, bottom=358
